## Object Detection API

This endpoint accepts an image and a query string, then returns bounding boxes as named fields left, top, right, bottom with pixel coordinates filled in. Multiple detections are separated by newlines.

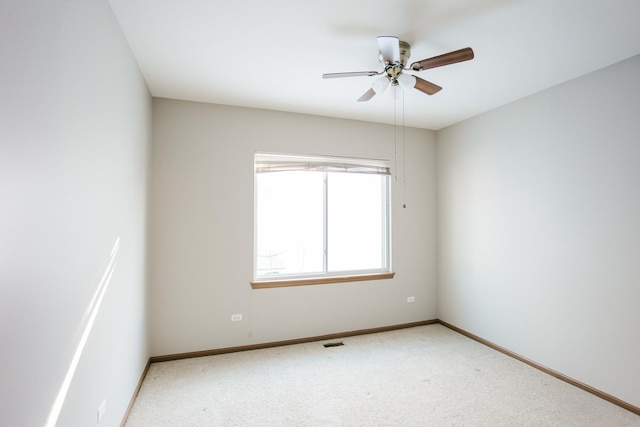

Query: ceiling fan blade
left=377, top=36, right=400, bottom=64
left=357, top=88, right=376, bottom=102
left=410, top=47, right=474, bottom=71
left=323, top=71, right=381, bottom=79
left=414, top=76, right=442, bottom=95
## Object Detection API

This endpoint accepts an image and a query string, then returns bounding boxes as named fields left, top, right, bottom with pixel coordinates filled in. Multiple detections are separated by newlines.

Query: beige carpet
left=124, top=324, right=640, bottom=426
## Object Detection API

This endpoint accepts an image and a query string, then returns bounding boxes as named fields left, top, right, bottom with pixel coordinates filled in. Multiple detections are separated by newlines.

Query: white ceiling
left=108, top=0, right=640, bottom=130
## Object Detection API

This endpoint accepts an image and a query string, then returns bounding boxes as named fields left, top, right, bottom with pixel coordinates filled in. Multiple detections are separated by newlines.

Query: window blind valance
left=255, top=152, right=391, bottom=175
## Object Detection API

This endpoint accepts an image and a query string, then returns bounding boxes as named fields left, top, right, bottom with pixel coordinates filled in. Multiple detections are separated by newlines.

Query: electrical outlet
left=407, top=296, right=415, bottom=303
left=231, top=314, right=242, bottom=322
left=97, top=399, right=106, bottom=424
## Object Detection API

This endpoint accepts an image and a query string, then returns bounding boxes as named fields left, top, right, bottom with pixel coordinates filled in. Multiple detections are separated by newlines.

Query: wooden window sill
left=251, top=272, right=395, bottom=289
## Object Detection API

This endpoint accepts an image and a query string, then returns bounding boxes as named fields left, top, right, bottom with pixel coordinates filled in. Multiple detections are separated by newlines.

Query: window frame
left=252, top=152, right=394, bottom=288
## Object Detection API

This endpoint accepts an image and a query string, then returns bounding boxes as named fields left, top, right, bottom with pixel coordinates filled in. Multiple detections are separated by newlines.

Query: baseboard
left=437, top=320, right=640, bottom=416
left=120, top=320, right=437, bottom=425
left=149, top=320, right=439, bottom=363
left=119, top=358, right=151, bottom=427
left=121, top=318, right=639, bottom=425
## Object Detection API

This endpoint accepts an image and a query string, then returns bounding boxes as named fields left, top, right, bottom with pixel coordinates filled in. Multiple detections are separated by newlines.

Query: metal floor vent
left=323, top=341, right=344, bottom=348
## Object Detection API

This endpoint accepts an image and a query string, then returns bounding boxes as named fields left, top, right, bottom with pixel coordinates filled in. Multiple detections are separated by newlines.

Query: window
left=253, top=152, right=393, bottom=287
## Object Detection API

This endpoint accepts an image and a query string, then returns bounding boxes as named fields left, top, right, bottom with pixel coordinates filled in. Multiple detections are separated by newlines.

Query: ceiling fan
left=322, top=36, right=474, bottom=102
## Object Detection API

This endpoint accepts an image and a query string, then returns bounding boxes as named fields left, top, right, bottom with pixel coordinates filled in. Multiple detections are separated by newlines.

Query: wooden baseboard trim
left=437, top=320, right=640, bottom=416
left=119, top=358, right=152, bottom=427
left=149, top=319, right=438, bottom=364
left=126, top=319, right=639, bottom=423
left=126, top=320, right=436, bottom=425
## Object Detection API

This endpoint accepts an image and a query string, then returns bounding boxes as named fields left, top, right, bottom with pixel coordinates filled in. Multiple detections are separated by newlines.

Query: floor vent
left=323, top=342, right=344, bottom=348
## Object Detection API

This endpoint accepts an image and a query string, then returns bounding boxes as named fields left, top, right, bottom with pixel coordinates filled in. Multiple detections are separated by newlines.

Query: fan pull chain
left=394, top=87, right=407, bottom=209
left=401, top=86, right=406, bottom=209
left=394, top=83, right=398, bottom=184
left=393, top=86, right=407, bottom=209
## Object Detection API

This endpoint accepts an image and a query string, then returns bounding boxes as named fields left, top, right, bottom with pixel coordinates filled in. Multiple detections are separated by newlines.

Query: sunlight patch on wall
left=44, top=237, right=120, bottom=427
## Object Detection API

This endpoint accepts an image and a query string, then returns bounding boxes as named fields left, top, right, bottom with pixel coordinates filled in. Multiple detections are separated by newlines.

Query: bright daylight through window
left=253, top=152, right=392, bottom=286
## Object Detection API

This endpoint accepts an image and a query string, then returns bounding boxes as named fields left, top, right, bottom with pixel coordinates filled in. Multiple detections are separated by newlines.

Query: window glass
left=327, top=173, right=386, bottom=272
left=255, top=171, right=324, bottom=277
left=254, top=152, right=390, bottom=282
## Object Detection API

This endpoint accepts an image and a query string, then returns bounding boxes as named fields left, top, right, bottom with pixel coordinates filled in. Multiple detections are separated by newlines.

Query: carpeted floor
left=124, top=324, right=640, bottom=426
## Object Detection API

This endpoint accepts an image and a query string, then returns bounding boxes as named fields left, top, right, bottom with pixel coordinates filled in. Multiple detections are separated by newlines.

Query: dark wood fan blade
left=357, top=88, right=376, bottom=102
left=323, top=71, right=380, bottom=79
left=414, top=76, right=442, bottom=95
left=410, top=47, right=474, bottom=71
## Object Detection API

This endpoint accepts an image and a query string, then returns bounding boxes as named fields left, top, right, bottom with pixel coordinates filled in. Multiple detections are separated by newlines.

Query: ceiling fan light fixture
left=372, top=75, right=390, bottom=94
left=397, top=73, right=416, bottom=89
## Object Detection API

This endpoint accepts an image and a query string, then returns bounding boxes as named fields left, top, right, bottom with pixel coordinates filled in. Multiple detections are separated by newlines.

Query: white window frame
left=252, top=152, right=394, bottom=288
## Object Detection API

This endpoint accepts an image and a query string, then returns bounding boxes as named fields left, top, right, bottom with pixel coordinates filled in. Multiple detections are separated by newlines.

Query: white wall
left=0, top=1, right=151, bottom=426
left=149, top=98, right=437, bottom=356
left=437, top=55, right=640, bottom=407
